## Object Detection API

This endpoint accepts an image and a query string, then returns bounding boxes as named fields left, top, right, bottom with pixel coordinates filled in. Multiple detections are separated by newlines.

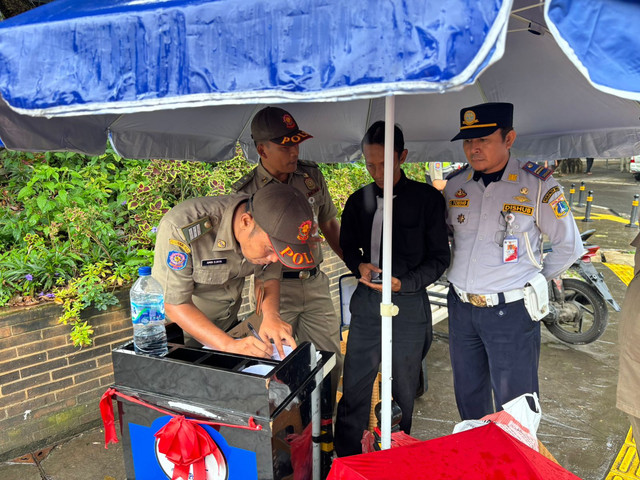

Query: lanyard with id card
left=502, top=211, right=519, bottom=263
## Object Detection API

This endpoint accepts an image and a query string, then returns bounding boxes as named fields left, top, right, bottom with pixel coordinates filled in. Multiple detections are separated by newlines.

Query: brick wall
left=0, top=245, right=348, bottom=460
left=0, top=289, right=132, bottom=461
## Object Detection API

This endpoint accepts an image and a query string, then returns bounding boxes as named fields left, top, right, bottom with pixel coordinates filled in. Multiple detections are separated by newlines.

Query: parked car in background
left=631, top=156, right=640, bottom=181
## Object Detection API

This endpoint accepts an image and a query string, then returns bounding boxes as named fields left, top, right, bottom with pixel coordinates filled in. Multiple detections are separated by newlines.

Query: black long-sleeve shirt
left=340, top=172, right=450, bottom=294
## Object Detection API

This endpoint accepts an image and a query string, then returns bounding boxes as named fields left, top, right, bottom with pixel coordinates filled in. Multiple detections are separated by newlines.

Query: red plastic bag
left=361, top=430, right=376, bottom=454
left=480, top=410, right=538, bottom=451
left=286, top=424, right=312, bottom=480
left=361, top=428, right=422, bottom=454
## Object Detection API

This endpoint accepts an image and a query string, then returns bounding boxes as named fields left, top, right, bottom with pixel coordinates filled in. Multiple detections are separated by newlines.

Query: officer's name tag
left=449, top=199, right=469, bottom=208
left=202, top=258, right=227, bottom=266
left=503, top=236, right=519, bottom=263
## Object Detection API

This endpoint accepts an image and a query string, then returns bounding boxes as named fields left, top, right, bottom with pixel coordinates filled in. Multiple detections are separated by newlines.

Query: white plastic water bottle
left=130, top=266, right=168, bottom=356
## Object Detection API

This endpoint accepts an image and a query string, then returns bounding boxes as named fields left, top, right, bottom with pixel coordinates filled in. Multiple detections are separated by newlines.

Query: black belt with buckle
left=282, top=267, right=318, bottom=280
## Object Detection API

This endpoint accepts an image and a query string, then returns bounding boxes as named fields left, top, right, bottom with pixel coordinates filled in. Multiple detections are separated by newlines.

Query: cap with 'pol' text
left=251, top=106, right=313, bottom=146
left=249, top=183, right=316, bottom=270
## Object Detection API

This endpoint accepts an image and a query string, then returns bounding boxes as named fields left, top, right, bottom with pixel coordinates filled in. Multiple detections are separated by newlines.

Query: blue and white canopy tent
left=1, top=0, right=639, bottom=163
left=0, top=0, right=639, bottom=452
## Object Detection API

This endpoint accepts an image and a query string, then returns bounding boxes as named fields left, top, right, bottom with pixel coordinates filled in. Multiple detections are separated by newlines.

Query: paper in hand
left=271, top=344, right=293, bottom=361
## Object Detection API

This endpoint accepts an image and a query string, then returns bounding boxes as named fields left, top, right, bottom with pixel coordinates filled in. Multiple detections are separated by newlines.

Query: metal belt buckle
left=299, top=270, right=311, bottom=280
left=468, top=294, right=488, bottom=308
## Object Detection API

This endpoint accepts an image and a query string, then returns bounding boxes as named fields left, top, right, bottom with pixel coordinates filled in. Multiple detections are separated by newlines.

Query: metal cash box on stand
left=110, top=339, right=335, bottom=480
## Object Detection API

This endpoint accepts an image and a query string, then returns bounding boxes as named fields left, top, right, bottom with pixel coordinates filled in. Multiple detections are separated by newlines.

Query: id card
left=503, top=236, right=519, bottom=263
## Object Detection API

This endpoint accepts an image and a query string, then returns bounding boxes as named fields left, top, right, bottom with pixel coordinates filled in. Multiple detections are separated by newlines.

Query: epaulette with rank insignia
left=231, top=170, right=256, bottom=192
left=522, top=161, right=553, bottom=181
left=297, top=159, right=319, bottom=168
left=445, top=163, right=469, bottom=180
left=181, top=216, right=214, bottom=244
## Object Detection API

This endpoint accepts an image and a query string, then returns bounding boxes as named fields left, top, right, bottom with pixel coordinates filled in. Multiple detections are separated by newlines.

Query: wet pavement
left=1, top=162, right=638, bottom=480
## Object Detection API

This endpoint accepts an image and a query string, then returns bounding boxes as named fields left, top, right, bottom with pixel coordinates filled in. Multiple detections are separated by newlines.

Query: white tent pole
left=380, top=96, right=395, bottom=450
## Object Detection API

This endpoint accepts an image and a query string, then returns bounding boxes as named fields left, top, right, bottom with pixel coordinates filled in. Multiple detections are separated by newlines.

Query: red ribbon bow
left=99, top=387, right=120, bottom=447
left=155, top=415, right=220, bottom=480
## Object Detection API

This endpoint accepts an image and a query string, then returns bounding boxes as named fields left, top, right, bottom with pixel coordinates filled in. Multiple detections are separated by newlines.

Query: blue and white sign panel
left=129, top=416, right=258, bottom=480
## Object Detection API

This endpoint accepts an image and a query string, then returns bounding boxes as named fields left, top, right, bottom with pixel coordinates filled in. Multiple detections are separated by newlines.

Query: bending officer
left=153, top=183, right=315, bottom=359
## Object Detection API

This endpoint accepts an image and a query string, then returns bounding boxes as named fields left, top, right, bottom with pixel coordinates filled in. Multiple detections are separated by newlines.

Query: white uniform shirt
left=444, top=157, right=583, bottom=294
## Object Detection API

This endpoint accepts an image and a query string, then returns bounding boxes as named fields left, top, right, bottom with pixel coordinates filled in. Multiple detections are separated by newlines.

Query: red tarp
left=327, top=423, right=581, bottom=480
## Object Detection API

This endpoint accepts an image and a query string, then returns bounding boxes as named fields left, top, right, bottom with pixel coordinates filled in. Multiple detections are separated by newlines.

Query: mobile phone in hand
left=370, top=272, right=382, bottom=284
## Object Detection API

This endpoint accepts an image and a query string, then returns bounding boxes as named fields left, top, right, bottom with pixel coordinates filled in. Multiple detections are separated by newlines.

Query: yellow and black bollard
left=582, top=190, right=594, bottom=222
left=577, top=181, right=586, bottom=207
left=568, top=183, right=576, bottom=208
left=626, top=194, right=639, bottom=229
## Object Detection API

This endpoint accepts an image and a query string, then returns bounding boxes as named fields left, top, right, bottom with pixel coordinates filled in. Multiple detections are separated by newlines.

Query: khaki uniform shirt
left=233, top=160, right=338, bottom=276
left=617, top=232, right=640, bottom=418
left=152, top=194, right=263, bottom=330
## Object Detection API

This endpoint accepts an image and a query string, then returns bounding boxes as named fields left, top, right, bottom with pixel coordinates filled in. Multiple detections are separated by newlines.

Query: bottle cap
left=138, top=266, right=152, bottom=276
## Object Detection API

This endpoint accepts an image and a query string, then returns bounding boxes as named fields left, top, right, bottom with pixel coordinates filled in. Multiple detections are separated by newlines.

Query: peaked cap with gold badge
left=451, top=102, right=514, bottom=141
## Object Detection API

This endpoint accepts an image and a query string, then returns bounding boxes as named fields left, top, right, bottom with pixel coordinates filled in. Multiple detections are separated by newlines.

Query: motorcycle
left=427, top=228, right=619, bottom=345
left=542, top=228, right=620, bottom=345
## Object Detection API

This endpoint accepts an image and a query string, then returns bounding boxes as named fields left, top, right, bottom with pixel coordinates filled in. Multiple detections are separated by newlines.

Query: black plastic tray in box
left=111, top=341, right=317, bottom=418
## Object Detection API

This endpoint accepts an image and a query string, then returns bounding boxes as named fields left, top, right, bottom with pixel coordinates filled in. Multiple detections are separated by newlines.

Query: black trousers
left=447, top=289, right=541, bottom=420
left=585, top=157, right=594, bottom=173
left=334, top=285, right=432, bottom=457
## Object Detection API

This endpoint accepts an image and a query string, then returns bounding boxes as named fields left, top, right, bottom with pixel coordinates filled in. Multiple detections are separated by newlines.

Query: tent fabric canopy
left=0, top=0, right=509, bottom=116
left=0, top=0, right=638, bottom=164
left=546, top=0, right=640, bottom=100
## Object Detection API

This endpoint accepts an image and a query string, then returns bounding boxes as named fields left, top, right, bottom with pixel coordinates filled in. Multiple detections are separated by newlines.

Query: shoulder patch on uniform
left=231, top=170, right=256, bottom=192
left=522, top=161, right=553, bottom=181
left=445, top=164, right=469, bottom=180
left=550, top=194, right=570, bottom=218
left=542, top=185, right=560, bottom=203
left=181, top=216, right=213, bottom=243
left=169, top=238, right=191, bottom=254
left=167, top=251, right=188, bottom=270
left=297, top=159, right=319, bottom=168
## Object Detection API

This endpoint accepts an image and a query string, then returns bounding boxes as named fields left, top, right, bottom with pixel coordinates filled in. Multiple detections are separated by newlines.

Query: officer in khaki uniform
left=617, top=232, right=640, bottom=446
left=153, top=183, right=316, bottom=359
left=234, top=106, right=343, bottom=399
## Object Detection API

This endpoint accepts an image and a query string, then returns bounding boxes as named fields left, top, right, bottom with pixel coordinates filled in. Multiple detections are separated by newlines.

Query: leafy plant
left=1, top=144, right=430, bottom=347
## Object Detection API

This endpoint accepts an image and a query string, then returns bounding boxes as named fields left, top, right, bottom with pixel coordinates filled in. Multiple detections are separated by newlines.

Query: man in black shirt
left=334, top=121, right=450, bottom=456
